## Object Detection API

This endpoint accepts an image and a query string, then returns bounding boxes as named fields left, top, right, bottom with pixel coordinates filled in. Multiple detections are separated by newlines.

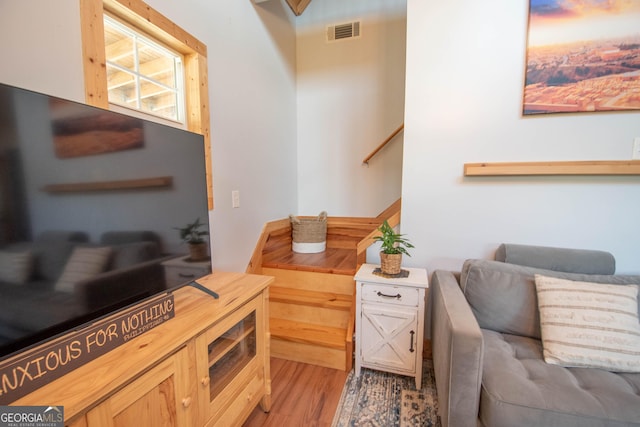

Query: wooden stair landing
left=247, top=199, right=401, bottom=372
left=262, top=247, right=357, bottom=275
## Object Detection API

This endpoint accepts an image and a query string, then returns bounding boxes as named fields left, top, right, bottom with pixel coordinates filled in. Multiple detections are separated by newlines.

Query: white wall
left=403, top=0, right=640, bottom=274
left=296, top=0, right=406, bottom=216
left=0, top=0, right=85, bottom=102
left=0, top=0, right=299, bottom=272
left=145, top=0, right=299, bottom=272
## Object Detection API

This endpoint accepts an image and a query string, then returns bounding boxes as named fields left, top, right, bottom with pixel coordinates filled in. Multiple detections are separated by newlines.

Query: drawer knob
left=201, top=376, right=210, bottom=387
left=182, top=397, right=192, bottom=408
left=377, top=291, right=401, bottom=299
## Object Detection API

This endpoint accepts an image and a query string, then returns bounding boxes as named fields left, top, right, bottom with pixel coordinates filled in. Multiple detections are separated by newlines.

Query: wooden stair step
left=270, top=286, right=352, bottom=311
left=270, top=318, right=346, bottom=350
left=262, top=247, right=357, bottom=275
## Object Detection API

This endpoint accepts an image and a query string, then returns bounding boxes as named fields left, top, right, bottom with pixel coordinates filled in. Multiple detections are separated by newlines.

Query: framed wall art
left=523, top=0, right=640, bottom=115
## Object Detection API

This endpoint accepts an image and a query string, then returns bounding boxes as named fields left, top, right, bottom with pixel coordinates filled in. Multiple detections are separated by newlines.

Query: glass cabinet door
left=206, top=311, right=256, bottom=400
left=195, top=293, right=267, bottom=426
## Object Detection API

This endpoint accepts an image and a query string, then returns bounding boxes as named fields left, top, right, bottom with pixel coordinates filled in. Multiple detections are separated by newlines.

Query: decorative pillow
left=535, top=274, right=640, bottom=372
left=0, top=251, right=33, bottom=284
left=55, top=247, right=112, bottom=293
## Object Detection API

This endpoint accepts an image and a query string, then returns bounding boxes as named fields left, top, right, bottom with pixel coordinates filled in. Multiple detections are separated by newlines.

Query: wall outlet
left=633, top=137, right=640, bottom=160
left=232, top=190, right=240, bottom=208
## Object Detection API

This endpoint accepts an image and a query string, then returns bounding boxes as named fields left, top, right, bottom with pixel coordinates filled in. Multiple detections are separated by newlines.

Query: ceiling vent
left=327, top=21, right=361, bottom=42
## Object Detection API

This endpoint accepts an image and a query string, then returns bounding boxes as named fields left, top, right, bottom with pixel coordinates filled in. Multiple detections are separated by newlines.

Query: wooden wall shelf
left=42, top=176, right=173, bottom=193
left=464, top=161, right=640, bottom=176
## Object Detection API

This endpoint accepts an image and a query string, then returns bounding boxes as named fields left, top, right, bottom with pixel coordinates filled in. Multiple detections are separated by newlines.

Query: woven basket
left=290, top=211, right=327, bottom=253
left=380, top=252, right=402, bottom=275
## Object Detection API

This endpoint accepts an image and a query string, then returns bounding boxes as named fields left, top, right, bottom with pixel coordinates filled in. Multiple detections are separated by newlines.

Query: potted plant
left=176, top=218, right=209, bottom=261
left=373, top=220, right=414, bottom=275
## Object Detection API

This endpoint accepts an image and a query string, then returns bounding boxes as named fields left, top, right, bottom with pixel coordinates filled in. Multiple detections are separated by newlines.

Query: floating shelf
left=42, top=176, right=173, bottom=193
left=464, top=161, right=640, bottom=176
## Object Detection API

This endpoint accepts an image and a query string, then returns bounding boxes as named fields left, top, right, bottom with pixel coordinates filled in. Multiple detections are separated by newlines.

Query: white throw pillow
left=535, top=274, right=640, bottom=372
left=56, top=247, right=112, bottom=293
left=0, top=251, right=33, bottom=284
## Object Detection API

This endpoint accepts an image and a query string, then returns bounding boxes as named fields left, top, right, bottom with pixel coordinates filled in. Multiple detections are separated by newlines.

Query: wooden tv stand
left=11, top=271, right=273, bottom=427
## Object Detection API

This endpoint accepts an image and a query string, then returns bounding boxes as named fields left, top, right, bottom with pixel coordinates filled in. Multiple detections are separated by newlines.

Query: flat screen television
left=0, top=82, right=211, bottom=360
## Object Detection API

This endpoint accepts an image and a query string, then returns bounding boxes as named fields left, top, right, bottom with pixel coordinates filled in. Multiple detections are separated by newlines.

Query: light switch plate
left=232, top=190, right=240, bottom=208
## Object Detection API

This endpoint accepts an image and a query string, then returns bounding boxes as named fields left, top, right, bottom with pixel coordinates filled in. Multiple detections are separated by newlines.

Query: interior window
left=104, top=15, right=185, bottom=123
left=80, top=0, right=213, bottom=209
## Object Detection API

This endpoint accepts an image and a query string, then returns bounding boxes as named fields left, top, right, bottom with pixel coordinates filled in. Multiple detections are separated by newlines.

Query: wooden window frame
left=103, top=14, right=185, bottom=123
left=80, top=0, right=213, bottom=209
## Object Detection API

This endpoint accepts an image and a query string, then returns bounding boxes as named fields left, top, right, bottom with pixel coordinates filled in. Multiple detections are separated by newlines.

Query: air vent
left=327, top=21, right=361, bottom=42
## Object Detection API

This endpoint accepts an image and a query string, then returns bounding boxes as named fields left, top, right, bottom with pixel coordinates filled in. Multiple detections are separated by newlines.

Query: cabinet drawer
left=209, top=368, right=263, bottom=427
left=360, top=283, right=419, bottom=306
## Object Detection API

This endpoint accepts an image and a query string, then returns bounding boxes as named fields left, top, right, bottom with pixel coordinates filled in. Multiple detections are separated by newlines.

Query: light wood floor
left=243, top=358, right=349, bottom=427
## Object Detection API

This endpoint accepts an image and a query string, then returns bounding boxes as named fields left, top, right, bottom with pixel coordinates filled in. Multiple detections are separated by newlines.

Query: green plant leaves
left=175, top=217, right=209, bottom=244
left=373, top=220, right=414, bottom=256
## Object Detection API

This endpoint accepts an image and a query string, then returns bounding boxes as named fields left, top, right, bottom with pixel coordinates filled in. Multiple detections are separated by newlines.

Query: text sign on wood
left=0, top=294, right=175, bottom=405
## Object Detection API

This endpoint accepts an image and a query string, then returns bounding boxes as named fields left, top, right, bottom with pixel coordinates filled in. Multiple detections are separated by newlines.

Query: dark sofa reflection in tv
left=0, top=82, right=210, bottom=359
left=0, top=231, right=172, bottom=354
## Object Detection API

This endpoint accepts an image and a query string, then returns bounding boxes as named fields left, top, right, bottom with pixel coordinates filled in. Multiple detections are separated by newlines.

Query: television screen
left=0, top=82, right=211, bottom=359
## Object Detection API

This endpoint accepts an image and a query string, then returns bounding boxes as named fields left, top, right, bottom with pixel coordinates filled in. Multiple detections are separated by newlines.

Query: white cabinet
left=355, top=263, right=428, bottom=389
left=361, top=302, right=418, bottom=372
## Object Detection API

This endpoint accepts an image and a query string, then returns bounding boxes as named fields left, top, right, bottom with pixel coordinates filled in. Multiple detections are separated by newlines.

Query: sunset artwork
left=523, top=0, right=640, bottom=115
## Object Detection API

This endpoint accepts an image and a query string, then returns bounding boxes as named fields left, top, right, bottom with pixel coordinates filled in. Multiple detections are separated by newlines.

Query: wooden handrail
left=362, top=124, right=404, bottom=165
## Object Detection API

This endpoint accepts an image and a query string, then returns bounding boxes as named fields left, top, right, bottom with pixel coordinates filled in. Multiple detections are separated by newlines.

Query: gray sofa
left=431, top=244, right=640, bottom=427
left=0, top=231, right=171, bottom=344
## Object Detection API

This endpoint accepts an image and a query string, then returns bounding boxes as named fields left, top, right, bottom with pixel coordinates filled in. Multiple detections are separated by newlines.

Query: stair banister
left=362, top=124, right=404, bottom=165
left=356, top=210, right=401, bottom=267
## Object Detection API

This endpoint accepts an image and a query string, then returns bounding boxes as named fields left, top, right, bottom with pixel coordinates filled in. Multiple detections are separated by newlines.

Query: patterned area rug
left=331, top=360, right=441, bottom=427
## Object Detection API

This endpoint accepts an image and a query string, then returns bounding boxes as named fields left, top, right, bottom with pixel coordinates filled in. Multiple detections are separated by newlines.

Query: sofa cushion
left=0, top=251, right=33, bottom=284
left=55, top=246, right=112, bottom=292
left=480, top=330, right=640, bottom=427
left=6, top=241, right=77, bottom=283
left=535, top=275, right=640, bottom=372
left=495, top=243, right=616, bottom=275
left=460, top=260, right=640, bottom=339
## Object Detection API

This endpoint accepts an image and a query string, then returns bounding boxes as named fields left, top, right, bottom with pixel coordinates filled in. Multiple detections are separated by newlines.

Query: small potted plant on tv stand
left=176, top=218, right=209, bottom=261
left=373, top=220, right=414, bottom=275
